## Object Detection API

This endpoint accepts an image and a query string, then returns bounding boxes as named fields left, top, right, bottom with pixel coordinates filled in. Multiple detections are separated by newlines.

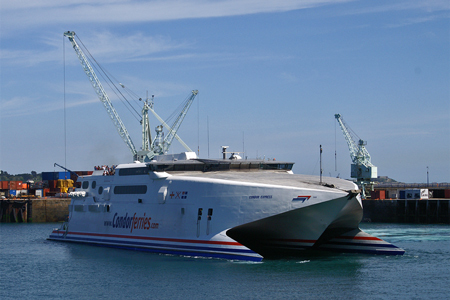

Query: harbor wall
left=1, top=198, right=449, bottom=224
left=0, top=198, right=70, bottom=223
left=362, top=199, right=450, bottom=224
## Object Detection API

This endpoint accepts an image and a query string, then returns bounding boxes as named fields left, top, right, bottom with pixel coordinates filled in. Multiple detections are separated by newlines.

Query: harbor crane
left=335, top=114, right=377, bottom=198
left=64, top=31, right=197, bottom=162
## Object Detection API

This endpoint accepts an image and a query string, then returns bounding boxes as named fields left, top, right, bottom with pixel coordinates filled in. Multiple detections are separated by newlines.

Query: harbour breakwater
left=1, top=198, right=449, bottom=224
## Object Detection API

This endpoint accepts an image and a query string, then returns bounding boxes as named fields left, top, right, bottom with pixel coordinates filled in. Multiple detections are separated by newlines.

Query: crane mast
left=160, top=90, right=198, bottom=154
left=64, top=31, right=198, bottom=163
left=64, top=31, right=138, bottom=160
left=136, top=91, right=197, bottom=161
left=335, top=113, right=377, bottom=198
left=141, top=95, right=152, bottom=152
left=148, top=106, right=193, bottom=153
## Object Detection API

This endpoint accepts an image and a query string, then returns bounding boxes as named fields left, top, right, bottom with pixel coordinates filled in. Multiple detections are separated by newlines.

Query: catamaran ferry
left=48, top=151, right=404, bottom=261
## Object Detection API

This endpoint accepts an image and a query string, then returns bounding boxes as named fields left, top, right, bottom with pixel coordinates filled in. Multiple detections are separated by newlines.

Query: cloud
left=385, top=13, right=448, bottom=28
left=0, top=31, right=192, bottom=66
left=65, top=31, right=192, bottom=62
left=1, top=0, right=351, bottom=30
left=0, top=94, right=99, bottom=119
left=341, top=0, right=450, bottom=15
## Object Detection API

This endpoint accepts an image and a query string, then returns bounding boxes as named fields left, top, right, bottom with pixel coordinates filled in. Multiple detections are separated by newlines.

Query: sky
left=0, top=0, right=449, bottom=183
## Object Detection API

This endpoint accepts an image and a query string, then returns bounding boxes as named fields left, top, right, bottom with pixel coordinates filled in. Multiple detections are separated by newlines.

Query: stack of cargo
left=41, top=172, right=70, bottom=196
left=56, top=179, right=74, bottom=193
left=0, top=180, right=26, bottom=198
left=399, top=189, right=429, bottom=200
left=370, top=190, right=386, bottom=199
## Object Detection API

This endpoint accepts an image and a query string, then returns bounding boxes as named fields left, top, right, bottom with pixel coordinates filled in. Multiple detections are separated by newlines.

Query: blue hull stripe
left=48, top=234, right=260, bottom=260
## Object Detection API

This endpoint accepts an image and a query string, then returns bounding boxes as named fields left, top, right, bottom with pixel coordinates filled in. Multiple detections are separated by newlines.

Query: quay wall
left=0, top=198, right=70, bottom=223
left=362, top=199, right=450, bottom=224
left=29, top=198, right=71, bottom=222
left=1, top=198, right=449, bottom=224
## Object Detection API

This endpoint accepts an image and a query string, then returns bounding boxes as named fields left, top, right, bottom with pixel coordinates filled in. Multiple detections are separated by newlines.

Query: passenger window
left=82, top=181, right=89, bottom=189
left=98, top=186, right=103, bottom=195
left=92, top=181, right=96, bottom=189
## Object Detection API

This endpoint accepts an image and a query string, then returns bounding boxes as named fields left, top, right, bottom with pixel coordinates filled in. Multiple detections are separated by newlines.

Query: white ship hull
left=49, top=156, right=404, bottom=261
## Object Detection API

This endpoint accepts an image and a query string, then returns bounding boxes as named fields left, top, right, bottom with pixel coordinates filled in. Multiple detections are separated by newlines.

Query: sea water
left=1, top=223, right=449, bottom=299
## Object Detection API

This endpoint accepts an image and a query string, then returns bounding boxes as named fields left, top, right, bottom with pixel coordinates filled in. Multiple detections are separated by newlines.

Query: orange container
left=0, top=181, right=9, bottom=189
left=371, top=190, right=386, bottom=199
left=9, top=181, right=17, bottom=190
left=47, top=180, right=57, bottom=190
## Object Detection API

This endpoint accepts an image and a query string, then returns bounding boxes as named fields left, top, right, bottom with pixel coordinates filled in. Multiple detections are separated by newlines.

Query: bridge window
left=114, top=185, right=148, bottom=194
left=118, top=167, right=149, bottom=176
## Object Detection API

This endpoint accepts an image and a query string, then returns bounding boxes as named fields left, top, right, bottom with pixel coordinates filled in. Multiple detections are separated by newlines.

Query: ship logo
left=170, top=191, right=188, bottom=199
left=292, top=196, right=311, bottom=203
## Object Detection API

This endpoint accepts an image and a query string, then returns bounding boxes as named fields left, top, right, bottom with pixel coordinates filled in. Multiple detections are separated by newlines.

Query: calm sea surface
left=1, top=222, right=449, bottom=299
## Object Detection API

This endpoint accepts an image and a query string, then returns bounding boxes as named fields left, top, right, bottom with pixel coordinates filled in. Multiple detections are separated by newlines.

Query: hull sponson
left=317, top=229, right=406, bottom=255
left=313, top=194, right=405, bottom=255
left=226, top=195, right=351, bottom=258
left=48, top=230, right=263, bottom=261
left=227, top=191, right=405, bottom=257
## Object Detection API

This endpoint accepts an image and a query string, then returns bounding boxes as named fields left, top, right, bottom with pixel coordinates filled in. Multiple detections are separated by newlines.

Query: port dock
left=0, top=198, right=70, bottom=223
left=362, top=199, right=450, bottom=224
left=1, top=177, right=449, bottom=224
left=1, top=197, right=449, bottom=224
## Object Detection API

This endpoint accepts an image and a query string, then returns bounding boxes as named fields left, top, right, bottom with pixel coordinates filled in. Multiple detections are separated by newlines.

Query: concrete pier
left=1, top=198, right=449, bottom=224
left=362, top=199, right=450, bottom=224
left=0, top=198, right=71, bottom=223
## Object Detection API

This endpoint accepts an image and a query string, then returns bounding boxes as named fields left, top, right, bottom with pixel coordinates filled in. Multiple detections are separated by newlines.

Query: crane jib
left=64, top=31, right=197, bottom=162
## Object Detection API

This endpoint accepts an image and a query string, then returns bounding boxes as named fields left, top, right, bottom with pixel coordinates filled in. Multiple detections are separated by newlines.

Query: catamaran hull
left=48, top=174, right=404, bottom=261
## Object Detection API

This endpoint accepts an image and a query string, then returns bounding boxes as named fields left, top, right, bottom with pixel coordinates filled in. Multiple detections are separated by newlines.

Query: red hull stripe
left=269, top=238, right=316, bottom=244
left=334, top=236, right=382, bottom=241
left=52, top=230, right=242, bottom=246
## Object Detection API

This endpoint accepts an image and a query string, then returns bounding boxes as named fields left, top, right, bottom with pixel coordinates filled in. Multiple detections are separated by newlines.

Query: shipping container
left=420, top=189, right=429, bottom=200
left=430, top=189, right=444, bottom=198
left=399, top=190, right=406, bottom=199
left=16, top=182, right=24, bottom=190
left=35, top=189, right=43, bottom=197
left=371, top=190, right=386, bottom=199
left=16, top=190, right=27, bottom=196
left=445, top=190, right=450, bottom=199
left=42, top=172, right=70, bottom=181
left=47, top=180, right=58, bottom=190
left=405, top=189, right=416, bottom=199
left=402, top=189, right=428, bottom=199
left=9, top=190, right=17, bottom=196
left=9, top=181, right=23, bottom=190
left=0, top=181, right=9, bottom=189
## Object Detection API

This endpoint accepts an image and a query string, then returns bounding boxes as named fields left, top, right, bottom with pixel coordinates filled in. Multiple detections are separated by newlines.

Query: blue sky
left=1, top=0, right=449, bottom=183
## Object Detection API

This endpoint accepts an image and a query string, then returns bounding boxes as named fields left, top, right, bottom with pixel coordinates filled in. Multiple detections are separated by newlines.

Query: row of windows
left=94, top=162, right=294, bottom=176
left=81, top=181, right=147, bottom=195
left=148, top=162, right=294, bottom=172
left=114, top=185, right=147, bottom=194
left=118, top=167, right=149, bottom=176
